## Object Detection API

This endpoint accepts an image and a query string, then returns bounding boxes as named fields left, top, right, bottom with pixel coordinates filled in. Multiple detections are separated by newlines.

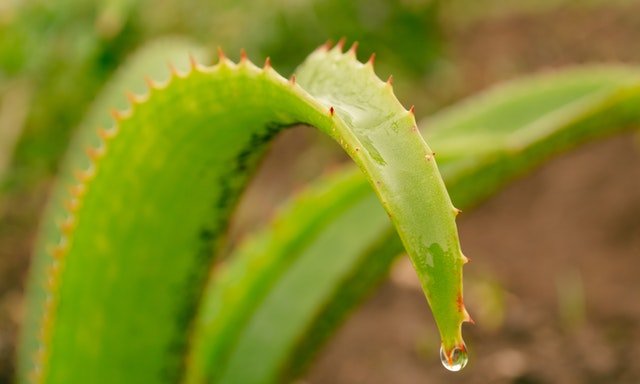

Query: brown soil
left=2, top=3, right=640, bottom=384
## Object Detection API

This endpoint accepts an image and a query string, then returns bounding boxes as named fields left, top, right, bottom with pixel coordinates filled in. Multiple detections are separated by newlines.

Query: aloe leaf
left=18, top=38, right=211, bottom=382
left=192, top=65, right=640, bottom=382
left=20, top=43, right=465, bottom=383
left=38, top=38, right=210, bottom=245
left=185, top=171, right=402, bottom=384
left=427, top=65, right=640, bottom=207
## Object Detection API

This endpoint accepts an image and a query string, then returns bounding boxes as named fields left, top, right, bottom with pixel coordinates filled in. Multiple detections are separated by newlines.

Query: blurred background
left=1, top=0, right=639, bottom=383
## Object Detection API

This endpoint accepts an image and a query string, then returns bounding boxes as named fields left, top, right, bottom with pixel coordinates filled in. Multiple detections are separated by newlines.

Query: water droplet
left=440, top=344, right=468, bottom=372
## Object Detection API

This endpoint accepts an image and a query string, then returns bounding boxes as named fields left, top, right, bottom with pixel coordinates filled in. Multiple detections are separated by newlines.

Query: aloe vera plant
left=192, top=64, right=640, bottom=384
left=20, top=42, right=467, bottom=383
left=18, top=38, right=640, bottom=384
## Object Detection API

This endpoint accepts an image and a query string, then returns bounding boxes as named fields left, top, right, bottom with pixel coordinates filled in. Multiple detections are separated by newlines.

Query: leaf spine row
left=29, top=65, right=171, bottom=383
left=30, top=51, right=301, bottom=382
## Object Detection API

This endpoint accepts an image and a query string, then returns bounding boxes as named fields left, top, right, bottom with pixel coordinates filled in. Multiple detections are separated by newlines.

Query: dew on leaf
left=440, top=344, right=468, bottom=372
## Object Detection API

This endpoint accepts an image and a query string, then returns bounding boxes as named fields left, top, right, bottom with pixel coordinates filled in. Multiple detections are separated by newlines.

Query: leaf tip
left=58, top=216, right=75, bottom=235
left=64, top=197, right=80, bottom=213
left=85, top=146, right=105, bottom=161
left=125, top=91, right=139, bottom=105
left=110, top=108, right=124, bottom=122
left=49, top=243, right=66, bottom=261
left=188, top=53, right=199, bottom=71
left=97, top=127, right=110, bottom=140
left=348, top=41, right=359, bottom=56
left=68, top=183, right=86, bottom=199
left=463, top=308, right=474, bottom=324
left=367, top=52, right=376, bottom=67
left=320, top=39, right=333, bottom=51
left=217, top=46, right=226, bottom=61
left=74, top=167, right=94, bottom=183
left=167, top=60, right=180, bottom=77
left=144, top=75, right=157, bottom=90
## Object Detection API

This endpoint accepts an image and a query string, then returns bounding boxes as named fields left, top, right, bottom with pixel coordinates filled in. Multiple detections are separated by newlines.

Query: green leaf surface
left=20, top=43, right=465, bottom=383
left=18, top=37, right=211, bottom=382
left=192, top=65, right=640, bottom=383
left=185, top=171, right=398, bottom=384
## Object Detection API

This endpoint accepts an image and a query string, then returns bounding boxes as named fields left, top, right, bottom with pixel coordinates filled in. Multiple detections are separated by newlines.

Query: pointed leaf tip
left=59, top=217, right=75, bottom=235
left=240, top=48, right=247, bottom=63
left=167, top=61, right=179, bottom=77
left=409, top=105, right=415, bottom=114
left=68, top=183, right=86, bottom=198
left=144, top=75, right=156, bottom=89
left=50, top=244, right=65, bottom=260
left=263, top=57, right=271, bottom=69
left=367, top=52, right=376, bottom=66
left=125, top=91, right=138, bottom=105
left=97, top=127, right=110, bottom=140
left=348, top=41, right=359, bottom=56
left=386, top=75, right=393, bottom=85
left=463, top=308, right=475, bottom=324
left=74, top=170, right=88, bottom=183
left=110, top=108, right=123, bottom=121
left=64, top=198, right=80, bottom=213
left=217, top=47, right=226, bottom=61
left=336, top=37, right=346, bottom=51
left=289, top=74, right=296, bottom=85
left=86, top=146, right=103, bottom=161
left=188, top=53, right=199, bottom=70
